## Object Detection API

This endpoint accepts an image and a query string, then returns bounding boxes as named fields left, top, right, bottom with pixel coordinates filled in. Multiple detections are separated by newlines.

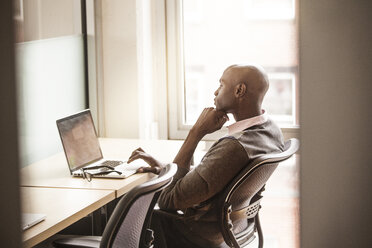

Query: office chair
left=217, top=138, right=299, bottom=248
left=53, top=163, right=177, bottom=248
left=155, top=138, right=299, bottom=248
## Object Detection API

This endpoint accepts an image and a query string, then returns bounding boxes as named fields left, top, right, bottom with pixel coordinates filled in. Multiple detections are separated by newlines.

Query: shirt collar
left=227, top=110, right=268, bottom=135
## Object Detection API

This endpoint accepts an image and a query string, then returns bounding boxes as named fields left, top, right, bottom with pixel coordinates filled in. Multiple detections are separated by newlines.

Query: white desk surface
left=20, top=138, right=201, bottom=197
left=21, top=187, right=115, bottom=248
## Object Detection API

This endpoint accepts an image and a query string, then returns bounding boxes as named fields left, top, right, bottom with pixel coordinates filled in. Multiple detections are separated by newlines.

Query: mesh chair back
left=228, top=163, right=279, bottom=235
left=218, top=138, right=299, bottom=248
left=100, top=163, right=177, bottom=248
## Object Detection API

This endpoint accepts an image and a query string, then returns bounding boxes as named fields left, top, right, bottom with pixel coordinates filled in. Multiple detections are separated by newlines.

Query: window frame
left=166, top=0, right=299, bottom=141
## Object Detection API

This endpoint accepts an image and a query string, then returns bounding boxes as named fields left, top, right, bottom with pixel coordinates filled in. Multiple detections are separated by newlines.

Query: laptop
left=22, top=213, right=46, bottom=231
left=56, top=109, right=139, bottom=179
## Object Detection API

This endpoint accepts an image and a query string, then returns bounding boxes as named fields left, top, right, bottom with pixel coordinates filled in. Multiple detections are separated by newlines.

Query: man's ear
left=235, top=83, right=246, bottom=97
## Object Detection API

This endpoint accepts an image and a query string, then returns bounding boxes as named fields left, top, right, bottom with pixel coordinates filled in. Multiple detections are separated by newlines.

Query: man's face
left=214, top=69, right=236, bottom=113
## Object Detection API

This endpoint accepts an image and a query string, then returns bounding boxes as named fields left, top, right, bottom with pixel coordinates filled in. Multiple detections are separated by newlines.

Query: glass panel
left=14, top=0, right=86, bottom=167
left=16, top=36, right=86, bottom=167
left=182, top=0, right=298, bottom=125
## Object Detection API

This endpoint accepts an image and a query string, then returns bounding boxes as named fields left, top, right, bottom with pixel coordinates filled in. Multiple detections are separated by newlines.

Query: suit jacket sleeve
left=157, top=138, right=248, bottom=210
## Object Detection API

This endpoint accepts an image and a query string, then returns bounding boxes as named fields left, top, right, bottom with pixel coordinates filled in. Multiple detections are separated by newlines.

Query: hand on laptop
left=127, top=147, right=166, bottom=175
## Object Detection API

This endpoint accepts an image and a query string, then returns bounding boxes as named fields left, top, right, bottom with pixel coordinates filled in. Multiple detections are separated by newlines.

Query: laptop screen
left=56, top=110, right=103, bottom=172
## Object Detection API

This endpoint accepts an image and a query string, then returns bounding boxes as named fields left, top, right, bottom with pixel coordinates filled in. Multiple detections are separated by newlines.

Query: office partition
left=15, top=0, right=88, bottom=167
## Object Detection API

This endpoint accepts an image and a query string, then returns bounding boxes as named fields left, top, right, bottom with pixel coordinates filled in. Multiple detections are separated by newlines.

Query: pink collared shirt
left=227, top=110, right=268, bottom=135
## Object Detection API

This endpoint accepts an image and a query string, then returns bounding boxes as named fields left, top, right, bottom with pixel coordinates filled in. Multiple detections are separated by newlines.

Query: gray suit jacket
left=157, top=119, right=284, bottom=246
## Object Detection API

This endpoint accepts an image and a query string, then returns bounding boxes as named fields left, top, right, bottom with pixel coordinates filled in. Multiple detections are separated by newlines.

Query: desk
left=21, top=138, right=195, bottom=197
left=21, top=187, right=115, bottom=248
left=20, top=138, right=208, bottom=247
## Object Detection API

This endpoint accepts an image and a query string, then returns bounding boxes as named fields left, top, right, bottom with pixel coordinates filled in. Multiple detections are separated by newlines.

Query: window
left=244, top=0, right=295, bottom=20
left=166, top=0, right=299, bottom=140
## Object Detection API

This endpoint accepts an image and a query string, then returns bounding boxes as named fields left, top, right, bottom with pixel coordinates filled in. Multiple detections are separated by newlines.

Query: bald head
left=214, top=64, right=269, bottom=120
left=224, top=64, right=269, bottom=102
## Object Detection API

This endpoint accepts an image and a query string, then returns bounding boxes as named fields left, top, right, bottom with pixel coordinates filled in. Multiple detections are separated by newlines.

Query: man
left=128, top=64, right=284, bottom=247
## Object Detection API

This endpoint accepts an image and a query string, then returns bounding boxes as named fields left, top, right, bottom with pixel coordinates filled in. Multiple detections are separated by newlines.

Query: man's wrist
left=189, top=127, right=205, bottom=141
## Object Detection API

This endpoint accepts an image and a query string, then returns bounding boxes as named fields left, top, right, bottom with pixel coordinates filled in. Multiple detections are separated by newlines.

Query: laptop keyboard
left=99, top=160, right=124, bottom=169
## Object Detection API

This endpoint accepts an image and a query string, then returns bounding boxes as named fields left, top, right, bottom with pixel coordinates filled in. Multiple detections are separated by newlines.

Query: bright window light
left=182, top=0, right=298, bottom=126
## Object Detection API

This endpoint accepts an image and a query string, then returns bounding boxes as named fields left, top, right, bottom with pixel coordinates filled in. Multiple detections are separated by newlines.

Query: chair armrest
left=153, top=208, right=185, bottom=220
left=53, top=235, right=101, bottom=248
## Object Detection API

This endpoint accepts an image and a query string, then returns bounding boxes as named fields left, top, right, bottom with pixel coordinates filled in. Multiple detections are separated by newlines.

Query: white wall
left=100, top=0, right=140, bottom=138
left=99, top=0, right=167, bottom=139
left=300, top=0, right=372, bottom=247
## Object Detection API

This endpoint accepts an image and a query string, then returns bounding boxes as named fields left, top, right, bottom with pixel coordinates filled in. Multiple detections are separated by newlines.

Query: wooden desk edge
left=22, top=190, right=115, bottom=248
